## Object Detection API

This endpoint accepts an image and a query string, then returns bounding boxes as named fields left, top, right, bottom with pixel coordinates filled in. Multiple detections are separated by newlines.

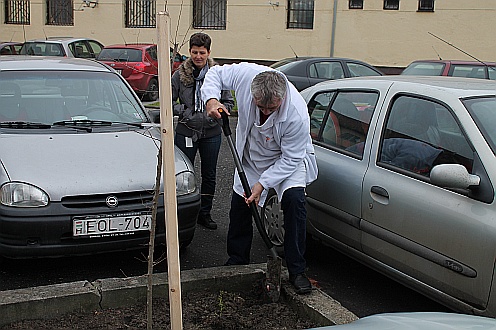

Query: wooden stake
left=157, top=11, right=183, bottom=330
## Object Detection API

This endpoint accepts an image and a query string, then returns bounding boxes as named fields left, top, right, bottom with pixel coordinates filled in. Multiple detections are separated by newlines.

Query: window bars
left=5, top=0, right=30, bottom=24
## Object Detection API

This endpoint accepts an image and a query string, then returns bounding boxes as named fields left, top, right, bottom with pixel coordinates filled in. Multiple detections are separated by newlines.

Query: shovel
left=218, top=108, right=282, bottom=302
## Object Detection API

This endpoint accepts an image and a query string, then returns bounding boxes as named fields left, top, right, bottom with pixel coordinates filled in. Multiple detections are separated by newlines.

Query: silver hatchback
left=263, top=75, right=496, bottom=317
left=0, top=56, right=200, bottom=258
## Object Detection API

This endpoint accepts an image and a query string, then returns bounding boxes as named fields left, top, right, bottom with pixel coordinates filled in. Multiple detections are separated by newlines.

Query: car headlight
left=1, top=182, right=49, bottom=207
left=176, top=171, right=197, bottom=196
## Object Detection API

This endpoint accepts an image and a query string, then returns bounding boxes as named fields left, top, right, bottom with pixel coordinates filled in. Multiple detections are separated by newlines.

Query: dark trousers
left=175, top=133, right=221, bottom=215
left=226, top=187, right=307, bottom=275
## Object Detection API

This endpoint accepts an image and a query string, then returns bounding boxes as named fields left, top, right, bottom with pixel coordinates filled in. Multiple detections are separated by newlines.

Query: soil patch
left=1, top=285, right=320, bottom=330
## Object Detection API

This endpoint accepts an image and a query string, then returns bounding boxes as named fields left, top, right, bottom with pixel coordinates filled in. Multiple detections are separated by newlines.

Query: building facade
left=1, top=0, right=495, bottom=70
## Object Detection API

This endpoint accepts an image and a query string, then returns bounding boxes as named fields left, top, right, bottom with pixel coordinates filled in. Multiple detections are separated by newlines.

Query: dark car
left=270, top=56, right=383, bottom=91
left=19, top=37, right=104, bottom=58
left=401, top=60, right=496, bottom=80
left=0, top=42, right=23, bottom=55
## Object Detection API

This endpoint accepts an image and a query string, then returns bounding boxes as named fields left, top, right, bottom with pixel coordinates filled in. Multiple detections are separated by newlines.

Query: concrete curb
left=0, top=263, right=357, bottom=327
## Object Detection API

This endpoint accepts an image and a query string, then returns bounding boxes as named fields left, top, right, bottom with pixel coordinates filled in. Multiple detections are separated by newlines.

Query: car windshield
left=97, top=48, right=142, bottom=62
left=0, top=71, right=146, bottom=125
left=463, top=96, right=496, bottom=154
left=401, top=62, right=445, bottom=76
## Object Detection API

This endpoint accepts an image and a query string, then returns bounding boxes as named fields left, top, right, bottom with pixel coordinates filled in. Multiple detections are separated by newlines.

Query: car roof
left=305, top=75, right=496, bottom=96
left=24, top=37, right=99, bottom=44
left=0, top=55, right=113, bottom=72
left=103, top=44, right=155, bottom=49
left=408, top=59, right=496, bottom=66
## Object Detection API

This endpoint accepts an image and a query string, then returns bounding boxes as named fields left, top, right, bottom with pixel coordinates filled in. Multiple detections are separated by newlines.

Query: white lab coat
left=201, top=62, right=318, bottom=205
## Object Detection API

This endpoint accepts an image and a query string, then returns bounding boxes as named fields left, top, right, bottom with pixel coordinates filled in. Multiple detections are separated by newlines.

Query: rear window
left=97, top=48, right=142, bottom=62
left=401, top=62, right=445, bottom=76
left=20, top=43, right=64, bottom=56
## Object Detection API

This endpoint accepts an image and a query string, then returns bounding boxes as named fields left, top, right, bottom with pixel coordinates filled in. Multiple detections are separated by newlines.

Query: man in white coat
left=202, top=62, right=318, bottom=294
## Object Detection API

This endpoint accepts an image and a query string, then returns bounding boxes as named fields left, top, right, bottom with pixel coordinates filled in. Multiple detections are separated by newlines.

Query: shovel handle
left=217, top=108, right=277, bottom=257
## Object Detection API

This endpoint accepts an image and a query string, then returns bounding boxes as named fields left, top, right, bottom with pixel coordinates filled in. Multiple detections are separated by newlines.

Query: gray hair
left=250, top=71, right=287, bottom=106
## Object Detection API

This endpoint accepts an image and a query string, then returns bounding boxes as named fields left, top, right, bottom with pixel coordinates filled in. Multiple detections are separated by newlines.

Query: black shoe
left=289, top=273, right=312, bottom=294
left=197, top=214, right=217, bottom=230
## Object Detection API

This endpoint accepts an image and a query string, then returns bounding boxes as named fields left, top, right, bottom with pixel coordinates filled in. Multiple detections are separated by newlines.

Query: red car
left=97, top=44, right=185, bottom=101
left=401, top=60, right=496, bottom=80
left=0, top=41, right=23, bottom=55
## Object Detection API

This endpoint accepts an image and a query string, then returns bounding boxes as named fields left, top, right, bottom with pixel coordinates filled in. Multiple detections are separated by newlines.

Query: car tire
left=261, top=189, right=285, bottom=253
left=144, top=78, right=159, bottom=102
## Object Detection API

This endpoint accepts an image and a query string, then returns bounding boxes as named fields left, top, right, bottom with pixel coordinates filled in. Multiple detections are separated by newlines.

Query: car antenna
left=289, top=45, right=298, bottom=59
left=9, top=31, right=15, bottom=42
left=428, top=32, right=494, bottom=72
left=121, top=33, right=128, bottom=46
left=43, top=29, right=47, bottom=40
left=432, top=46, right=442, bottom=60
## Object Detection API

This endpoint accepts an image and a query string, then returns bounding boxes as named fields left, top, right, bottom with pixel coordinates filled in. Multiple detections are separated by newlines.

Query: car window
left=87, top=41, right=103, bottom=57
left=21, top=43, right=63, bottom=56
left=346, top=62, right=381, bottom=77
left=451, top=65, right=485, bottom=79
left=70, top=41, right=94, bottom=58
left=401, top=62, right=445, bottom=76
left=309, top=91, right=379, bottom=158
left=309, top=62, right=342, bottom=80
left=380, top=95, right=474, bottom=176
left=489, top=67, right=496, bottom=80
left=308, top=91, right=335, bottom=139
left=148, top=46, right=157, bottom=61
left=0, top=45, right=12, bottom=55
left=464, top=97, right=496, bottom=155
left=98, top=48, right=142, bottom=62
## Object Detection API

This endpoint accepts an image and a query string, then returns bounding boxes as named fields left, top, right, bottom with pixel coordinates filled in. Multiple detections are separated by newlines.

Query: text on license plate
left=73, top=213, right=151, bottom=237
left=116, top=69, right=122, bottom=75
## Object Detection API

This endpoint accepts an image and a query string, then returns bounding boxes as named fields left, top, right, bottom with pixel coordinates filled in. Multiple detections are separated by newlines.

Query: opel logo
left=106, top=195, right=118, bottom=208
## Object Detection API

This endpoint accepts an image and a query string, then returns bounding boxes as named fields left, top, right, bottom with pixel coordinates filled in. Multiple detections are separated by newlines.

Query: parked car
left=262, top=75, right=496, bottom=316
left=0, top=42, right=22, bottom=55
left=19, top=37, right=104, bottom=58
left=401, top=60, right=496, bottom=80
left=97, top=44, right=185, bottom=101
left=0, top=55, right=200, bottom=258
left=270, top=57, right=383, bottom=91
left=97, top=43, right=160, bottom=101
left=310, top=312, right=496, bottom=329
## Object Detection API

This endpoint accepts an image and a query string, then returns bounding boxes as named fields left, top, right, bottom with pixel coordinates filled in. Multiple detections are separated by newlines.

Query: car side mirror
left=146, top=108, right=160, bottom=123
left=430, top=164, right=480, bottom=189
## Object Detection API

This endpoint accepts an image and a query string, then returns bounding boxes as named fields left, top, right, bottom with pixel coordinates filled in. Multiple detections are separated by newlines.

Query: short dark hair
left=189, top=33, right=211, bottom=51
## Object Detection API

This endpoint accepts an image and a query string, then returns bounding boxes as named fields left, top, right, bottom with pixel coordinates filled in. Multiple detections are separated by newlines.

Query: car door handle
left=371, top=186, right=389, bottom=198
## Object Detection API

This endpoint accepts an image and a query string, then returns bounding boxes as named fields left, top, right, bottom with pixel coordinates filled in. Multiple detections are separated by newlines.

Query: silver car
left=0, top=56, right=200, bottom=258
left=263, top=75, right=496, bottom=316
left=19, top=37, right=104, bottom=58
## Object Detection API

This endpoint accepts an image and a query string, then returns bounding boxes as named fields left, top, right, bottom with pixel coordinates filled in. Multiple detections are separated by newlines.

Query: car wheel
left=144, top=78, right=159, bottom=102
left=261, top=188, right=285, bottom=248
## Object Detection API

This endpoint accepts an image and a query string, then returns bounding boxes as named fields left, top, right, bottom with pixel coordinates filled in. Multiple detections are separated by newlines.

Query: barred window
left=418, top=0, right=434, bottom=11
left=349, top=0, right=363, bottom=9
left=46, top=0, right=73, bottom=25
left=192, top=0, right=226, bottom=30
left=384, top=0, right=399, bottom=10
left=287, top=0, right=314, bottom=29
left=5, top=0, right=30, bottom=24
left=125, top=0, right=156, bottom=28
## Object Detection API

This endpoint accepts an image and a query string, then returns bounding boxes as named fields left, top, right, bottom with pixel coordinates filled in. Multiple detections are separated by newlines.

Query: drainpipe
left=330, top=0, right=338, bottom=57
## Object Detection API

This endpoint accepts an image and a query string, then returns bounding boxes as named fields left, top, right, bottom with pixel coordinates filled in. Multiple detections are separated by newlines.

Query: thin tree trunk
left=147, top=145, right=163, bottom=330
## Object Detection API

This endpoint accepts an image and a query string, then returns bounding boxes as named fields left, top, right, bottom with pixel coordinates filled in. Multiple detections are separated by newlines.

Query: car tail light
left=132, top=62, right=147, bottom=74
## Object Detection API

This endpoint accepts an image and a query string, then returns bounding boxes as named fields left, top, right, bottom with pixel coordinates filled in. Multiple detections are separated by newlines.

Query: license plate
left=73, top=212, right=151, bottom=238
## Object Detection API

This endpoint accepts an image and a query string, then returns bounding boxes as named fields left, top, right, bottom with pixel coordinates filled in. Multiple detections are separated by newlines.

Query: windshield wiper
left=52, top=120, right=113, bottom=133
left=0, top=121, right=51, bottom=129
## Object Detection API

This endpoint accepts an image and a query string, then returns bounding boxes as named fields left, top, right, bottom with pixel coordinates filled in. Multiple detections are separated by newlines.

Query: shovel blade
left=264, top=255, right=282, bottom=302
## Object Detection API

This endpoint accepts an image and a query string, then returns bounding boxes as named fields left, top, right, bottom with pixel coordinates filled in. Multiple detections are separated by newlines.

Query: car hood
left=0, top=130, right=189, bottom=201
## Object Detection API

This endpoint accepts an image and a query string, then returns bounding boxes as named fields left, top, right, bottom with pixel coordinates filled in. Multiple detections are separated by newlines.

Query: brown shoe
left=197, top=214, right=217, bottom=230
